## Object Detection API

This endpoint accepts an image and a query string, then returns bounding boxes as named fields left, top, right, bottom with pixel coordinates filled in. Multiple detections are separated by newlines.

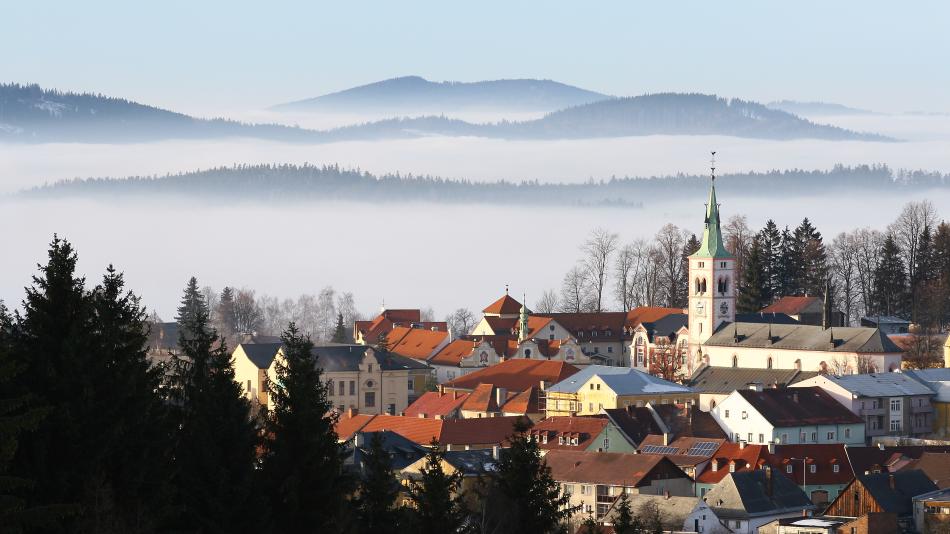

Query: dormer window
left=833, top=464, right=839, bottom=473
left=729, top=463, right=735, bottom=473
left=558, top=436, right=565, bottom=445
left=606, top=330, right=612, bottom=336
left=542, top=433, right=548, bottom=444
left=592, top=331, right=598, bottom=337
left=786, top=465, right=793, bottom=474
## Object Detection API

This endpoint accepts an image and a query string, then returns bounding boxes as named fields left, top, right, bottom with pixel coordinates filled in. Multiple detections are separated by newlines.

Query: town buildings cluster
left=226, top=179, right=950, bottom=533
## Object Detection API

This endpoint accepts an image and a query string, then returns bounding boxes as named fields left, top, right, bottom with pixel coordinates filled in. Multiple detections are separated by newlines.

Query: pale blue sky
left=3, top=1, right=948, bottom=115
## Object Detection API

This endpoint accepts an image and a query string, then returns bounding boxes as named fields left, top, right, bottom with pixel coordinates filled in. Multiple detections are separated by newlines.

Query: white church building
left=682, top=166, right=903, bottom=375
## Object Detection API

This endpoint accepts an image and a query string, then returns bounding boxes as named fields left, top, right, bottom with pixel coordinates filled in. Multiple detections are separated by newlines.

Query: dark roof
left=901, top=453, right=950, bottom=489
left=848, top=446, right=950, bottom=477
left=535, top=312, right=628, bottom=341
left=345, top=431, right=428, bottom=476
left=737, top=387, right=863, bottom=426
left=705, top=469, right=813, bottom=519
left=705, top=322, right=902, bottom=353
left=239, top=343, right=283, bottom=369
left=858, top=470, right=937, bottom=516
left=147, top=321, right=179, bottom=351
left=639, top=313, right=689, bottom=342
left=602, top=408, right=662, bottom=445
left=650, top=404, right=730, bottom=440
left=734, top=312, right=800, bottom=324
left=313, top=344, right=430, bottom=372
left=441, top=449, right=498, bottom=475
left=687, top=366, right=818, bottom=394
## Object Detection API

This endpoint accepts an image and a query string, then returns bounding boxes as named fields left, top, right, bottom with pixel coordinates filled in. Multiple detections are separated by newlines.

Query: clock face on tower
left=719, top=301, right=729, bottom=316
left=695, top=302, right=705, bottom=317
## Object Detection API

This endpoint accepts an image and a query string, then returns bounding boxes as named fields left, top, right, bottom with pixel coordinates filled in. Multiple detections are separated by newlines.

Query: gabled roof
left=847, top=445, right=950, bottom=476
left=637, top=313, right=689, bottom=342
left=647, top=404, right=730, bottom=440
left=443, top=359, right=579, bottom=392
left=761, top=296, right=822, bottom=316
left=334, top=413, right=377, bottom=441
left=602, top=494, right=705, bottom=531
left=461, top=383, right=501, bottom=413
left=854, top=470, right=938, bottom=516
left=705, top=322, right=903, bottom=353
left=733, top=312, right=800, bottom=325
left=441, top=449, right=498, bottom=475
left=535, top=312, right=628, bottom=341
left=403, top=390, right=469, bottom=418
left=439, top=416, right=526, bottom=446
left=237, top=342, right=283, bottom=369
left=736, top=387, right=863, bottom=427
left=481, top=316, right=517, bottom=335
left=429, top=338, right=481, bottom=366
left=546, top=365, right=691, bottom=395
left=501, top=386, right=540, bottom=415
left=345, top=431, right=428, bottom=475
left=625, top=307, right=685, bottom=330
left=483, top=294, right=523, bottom=315
left=771, top=444, right=854, bottom=486
left=336, top=413, right=526, bottom=447
left=531, top=416, right=609, bottom=451
left=356, top=308, right=428, bottom=343
left=313, top=344, right=430, bottom=372
left=388, top=327, right=449, bottom=360
left=901, top=452, right=950, bottom=489
left=705, top=470, right=813, bottom=519
left=544, top=450, right=685, bottom=487
left=601, top=408, right=663, bottom=445
left=147, top=321, right=180, bottom=351
left=820, top=373, right=935, bottom=397
left=696, top=443, right=771, bottom=484
left=688, top=366, right=818, bottom=394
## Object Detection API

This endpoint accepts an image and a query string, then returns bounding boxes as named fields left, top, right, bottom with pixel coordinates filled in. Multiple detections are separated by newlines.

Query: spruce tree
left=759, top=220, right=781, bottom=303
left=677, top=234, right=699, bottom=307
left=738, top=236, right=767, bottom=313
left=405, top=442, right=468, bottom=534
left=911, top=225, right=935, bottom=325
left=873, top=234, right=908, bottom=317
left=165, top=277, right=258, bottom=533
left=331, top=313, right=347, bottom=343
left=215, top=286, right=237, bottom=338
left=376, top=332, right=391, bottom=353
left=354, top=432, right=403, bottom=534
left=260, top=323, right=349, bottom=532
left=580, top=515, right=599, bottom=534
left=795, top=218, right=828, bottom=296
left=611, top=491, right=639, bottom=534
left=776, top=226, right=798, bottom=297
left=479, top=420, right=577, bottom=533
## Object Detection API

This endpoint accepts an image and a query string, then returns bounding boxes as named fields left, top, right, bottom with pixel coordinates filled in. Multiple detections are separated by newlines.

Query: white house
left=710, top=386, right=865, bottom=446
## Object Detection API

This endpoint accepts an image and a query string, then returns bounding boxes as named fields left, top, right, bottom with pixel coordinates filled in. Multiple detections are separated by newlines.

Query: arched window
left=718, top=277, right=728, bottom=294
left=767, top=356, right=773, bottom=369
left=700, top=278, right=707, bottom=293
left=732, top=355, right=738, bottom=368
left=695, top=278, right=701, bottom=295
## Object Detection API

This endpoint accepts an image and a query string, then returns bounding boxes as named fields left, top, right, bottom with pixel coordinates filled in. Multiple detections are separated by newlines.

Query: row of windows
left=576, top=330, right=613, bottom=338
left=724, top=426, right=853, bottom=443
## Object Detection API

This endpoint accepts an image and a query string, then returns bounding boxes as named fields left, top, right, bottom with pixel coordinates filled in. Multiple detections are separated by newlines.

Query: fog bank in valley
left=2, top=191, right=949, bottom=322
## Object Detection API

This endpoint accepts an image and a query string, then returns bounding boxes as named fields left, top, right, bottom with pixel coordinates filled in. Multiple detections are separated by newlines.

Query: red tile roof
left=334, top=413, right=377, bottom=441
left=403, top=391, right=470, bottom=418
left=359, top=415, right=444, bottom=445
left=514, top=316, right=555, bottom=339
left=483, top=294, right=523, bottom=315
left=696, top=443, right=771, bottom=484
left=355, top=309, right=447, bottom=344
left=625, top=307, right=685, bottom=330
left=532, top=416, right=609, bottom=451
left=502, top=386, right=541, bottom=415
left=761, top=296, right=820, bottom=316
left=389, top=327, right=449, bottom=360
left=439, top=416, right=526, bottom=446
left=545, top=450, right=684, bottom=487
left=429, top=339, right=481, bottom=366
left=771, top=444, right=854, bottom=486
left=443, top=359, right=579, bottom=392
left=461, top=383, right=501, bottom=413
left=336, top=413, right=528, bottom=447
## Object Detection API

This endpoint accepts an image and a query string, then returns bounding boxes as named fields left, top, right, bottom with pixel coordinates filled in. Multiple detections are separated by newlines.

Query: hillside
left=22, top=163, right=944, bottom=205
left=0, top=83, right=324, bottom=143
left=272, top=75, right=610, bottom=112
left=330, top=94, right=893, bottom=141
left=767, top=100, right=877, bottom=116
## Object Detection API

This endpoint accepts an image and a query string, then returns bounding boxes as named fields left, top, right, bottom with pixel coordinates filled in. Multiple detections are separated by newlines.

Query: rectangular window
left=800, top=432, right=807, bottom=442
left=741, top=411, right=748, bottom=419
left=581, top=485, right=591, bottom=495
left=247, top=379, right=252, bottom=392
left=890, top=420, right=902, bottom=432
left=811, top=432, right=817, bottom=442
left=724, top=410, right=730, bottom=418
left=596, top=384, right=601, bottom=390
left=364, top=391, right=376, bottom=408
left=603, top=438, right=610, bottom=450
left=810, top=465, right=816, bottom=474
left=833, top=464, right=840, bottom=473
left=890, top=398, right=902, bottom=412
left=758, top=433, right=764, bottom=443
left=407, top=378, right=414, bottom=390
left=386, top=403, right=395, bottom=415
left=747, top=433, right=753, bottom=442
left=349, top=381, right=355, bottom=395
left=827, top=432, right=835, bottom=440
left=786, top=465, right=793, bottom=473
left=589, top=403, right=594, bottom=412
left=339, top=381, right=345, bottom=396
left=781, top=433, right=789, bottom=443
left=563, top=484, right=574, bottom=495
left=845, top=428, right=851, bottom=438
left=368, top=364, right=373, bottom=373
left=607, top=346, right=613, bottom=353
left=698, top=262, right=704, bottom=268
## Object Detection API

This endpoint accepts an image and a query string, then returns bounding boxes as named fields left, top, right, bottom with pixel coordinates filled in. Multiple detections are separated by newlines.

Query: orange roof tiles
left=625, top=307, right=684, bottom=330
left=389, top=327, right=449, bottom=360
left=772, top=444, right=854, bottom=486
left=537, top=312, right=628, bottom=341
left=696, top=442, right=771, bottom=484
left=360, top=415, right=444, bottom=445
left=761, top=296, right=820, bottom=316
left=440, top=416, right=526, bottom=446
left=443, top=359, right=579, bottom=392
left=356, top=309, right=447, bottom=344
left=430, top=339, right=480, bottom=366
left=483, top=294, right=523, bottom=315
left=461, top=383, right=501, bottom=413
left=403, top=390, right=470, bottom=418
left=501, top=386, right=540, bottom=415
left=334, top=413, right=377, bottom=441
left=532, top=416, right=608, bottom=450
left=545, top=450, right=680, bottom=487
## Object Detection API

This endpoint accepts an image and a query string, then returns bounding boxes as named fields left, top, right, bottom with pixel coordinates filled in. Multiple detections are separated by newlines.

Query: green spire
left=690, top=154, right=733, bottom=259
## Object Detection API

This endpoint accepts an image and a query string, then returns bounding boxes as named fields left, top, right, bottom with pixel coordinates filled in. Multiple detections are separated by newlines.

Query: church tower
left=688, top=153, right=735, bottom=361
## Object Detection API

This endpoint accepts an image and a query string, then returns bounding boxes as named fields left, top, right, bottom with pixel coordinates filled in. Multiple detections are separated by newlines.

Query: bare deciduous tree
left=445, top=308, right=476, bottom=337
left=890, top=200, right=938, bottom=285
left=655, top=224, right=688, bottom=308
left=724, top=214, right=752, bottom=280
left=534, top=289, right=560, bottom=314
left=581, top=227, right=619, bottom=312
left=560, top=265, right=588, bottom=313
left=233, top=288, right=263, bottom=334
left=830, top=232, right=860, bottom=326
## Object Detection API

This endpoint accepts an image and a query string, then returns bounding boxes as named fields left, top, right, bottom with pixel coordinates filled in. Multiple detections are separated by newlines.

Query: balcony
left=912, top=404, right=934, bottom=414
left=860, top=407, right=886, bottom=416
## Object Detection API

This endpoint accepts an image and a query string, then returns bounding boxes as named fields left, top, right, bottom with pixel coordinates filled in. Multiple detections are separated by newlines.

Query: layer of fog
left=222, top=109, right=549, bottom=130
left=3, top=191, right=949, bottom=321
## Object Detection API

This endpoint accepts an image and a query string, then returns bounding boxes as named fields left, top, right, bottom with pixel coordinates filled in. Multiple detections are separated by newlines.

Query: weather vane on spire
left=710, top=151, right=717, bottom=182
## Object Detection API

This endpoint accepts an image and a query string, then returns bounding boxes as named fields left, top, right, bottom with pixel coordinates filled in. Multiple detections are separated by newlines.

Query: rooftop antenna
left=505, top=283, right=509, bottom=295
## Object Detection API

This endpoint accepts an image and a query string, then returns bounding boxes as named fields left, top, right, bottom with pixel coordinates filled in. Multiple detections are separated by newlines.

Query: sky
left=3, top=1, right=949, bottom=116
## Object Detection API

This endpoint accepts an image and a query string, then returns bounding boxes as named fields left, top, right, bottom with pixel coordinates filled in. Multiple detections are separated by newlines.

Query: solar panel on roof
left=686, top=441, right=719, bottom=456
left=641, top=445, right=678, bottom=455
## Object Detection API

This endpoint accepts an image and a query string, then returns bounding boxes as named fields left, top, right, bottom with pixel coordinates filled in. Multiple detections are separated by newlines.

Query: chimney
left=663, top=432, right=671, bottom=446
left=539, top=380, right=547, bottom=391
left=494, top=387, right=507, bottom=409
left=492, top=445, right=500, bottom=460
left=454, top=391, right=460, bottom=400
left=767, top=441, right=775, bottom=454
left=438, top=384, right=445, bottom=394
left=712, top=459, right=718, bottom=472
left=739, top=440, right=746, bottom=450
left=664, top=490, right=670, bottom=500
left=889, top=474, right=896, bottom=490
left=765, top=465, right=773, bottom=496
left=822, top=278, right=832, bottom=330
left=347, top=407, right=359, bottom=418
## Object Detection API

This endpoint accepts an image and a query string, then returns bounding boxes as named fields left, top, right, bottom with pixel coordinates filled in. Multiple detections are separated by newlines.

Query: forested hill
left=0, top=84, right=891, bottom=143
left=767, top=100, right=877, bottom=116
left=325, top=94, right=890, bottom=142
left=272, top=76, right=610, bottom=112
left=0, top=83, right=323, bottom=143
left=22, top=164, right=946, bottom=206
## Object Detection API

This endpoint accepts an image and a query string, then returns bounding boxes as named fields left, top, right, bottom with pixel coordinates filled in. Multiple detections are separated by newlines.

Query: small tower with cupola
left=688, top=153, right=736, bottom=362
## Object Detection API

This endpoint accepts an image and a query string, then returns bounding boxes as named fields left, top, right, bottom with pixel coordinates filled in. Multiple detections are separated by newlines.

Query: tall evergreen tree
left=611, top=491, right=640, bottom=534
left=872, top=234, right=908, bottom=317
left=759, top=220, right=781, bottom=303
left=932, top=222, right=950, bottom=326
left=794, top=218, right=828, bottom=296
left=215, top=286, right=237, bottom=338
left=260, top=323, right=349, bottom=532
left=405, top=443, right=468, bottom=534
left=165, top=278, right=258, bottom=533
left=776, top=226, right=797, bottom=298
left=478, top=420, right=577, bottom=533
left=331, top=313, right=347, bottom=344
left=376, top=332, right=391, bottom=353
left=354, top=433, right=403, bottom=534
left=580, top=515, right=599, bottom=534
left=911, top=225, right=935, bottom=325
left=677, top=234, right=700, bottom=307
left=738, top=236, right=767, bottom=313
